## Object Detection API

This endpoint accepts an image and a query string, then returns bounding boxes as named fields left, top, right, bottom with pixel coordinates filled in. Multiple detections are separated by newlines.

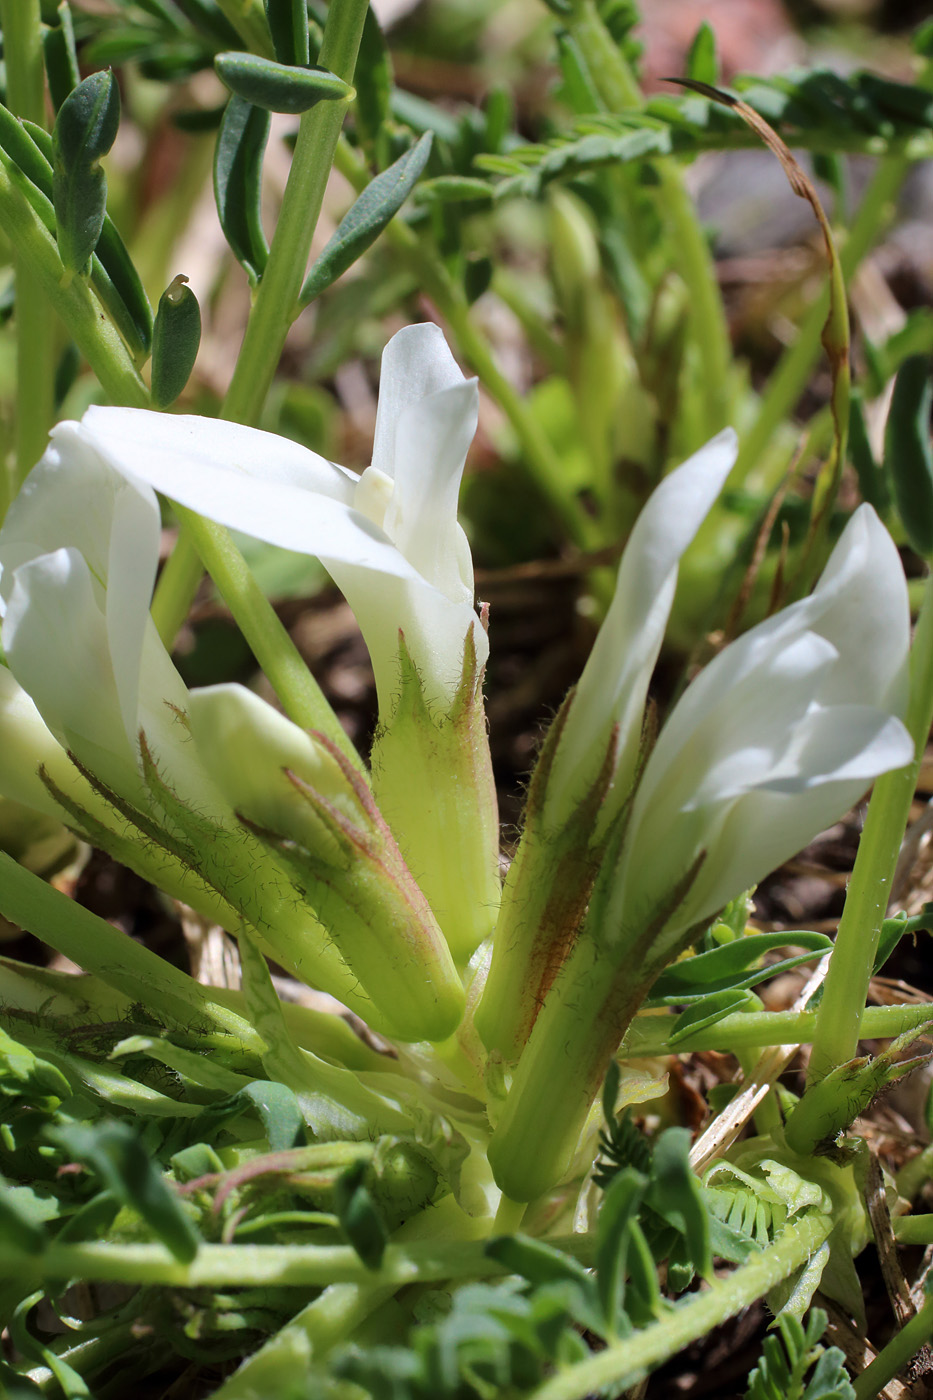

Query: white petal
left=0, top=425, right=158, bottom=590
left=800, top=505, right=910, bottom=713
left=188, top=683, right=357, bottom=836
left=544, top=429, right=738, bottom=824
left=669, top=710, right=913, bottom=939
left=371, top=323, right=471, bottom=479
left=83, top=412, right=428, bottom=585
left=2, top=549, right=139, bottom=793
left=81, top=409, right=356, bottom=500
left=384, top=378, right=478, bottom=600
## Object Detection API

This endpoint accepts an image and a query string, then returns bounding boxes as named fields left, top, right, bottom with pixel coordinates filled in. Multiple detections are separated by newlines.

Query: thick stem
left=0, top=0, right=54, bottom=503
left=487, top=938, right=647, bottom=1203
left=808, top=571, right=933, bottom=1084
left=530, top=1211, right=833, bottom=1400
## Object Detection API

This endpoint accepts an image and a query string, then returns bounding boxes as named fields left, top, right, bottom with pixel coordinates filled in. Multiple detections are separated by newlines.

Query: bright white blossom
left=79, top=323, right=484, bottom=712
left=594, top=500, right=914, bottom=955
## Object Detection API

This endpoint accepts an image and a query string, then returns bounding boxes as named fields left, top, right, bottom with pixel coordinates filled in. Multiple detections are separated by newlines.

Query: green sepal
left=245, top=729, right=465, bottom=1044
left=213, top=95, right=271, bottom=284
left=299, top=133, right=433, bottom=307
left=151, top=274, right=201, bottom=408
left=370, top=624, right=500, bottom=968
left=215, top=53, right=352, bottom=114
left=51, top=70, right=121, bottom=276
left=264, top=0, right=310, bottom=66
left=884, top=354, right=933, bottom=556
left=42, top=2, right=80, bottom=113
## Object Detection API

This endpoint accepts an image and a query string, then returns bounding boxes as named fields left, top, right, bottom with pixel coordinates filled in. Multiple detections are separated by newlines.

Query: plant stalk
left=808, top=570, right=933, bottom=1084
left=0, top=0, right=54, bottom=505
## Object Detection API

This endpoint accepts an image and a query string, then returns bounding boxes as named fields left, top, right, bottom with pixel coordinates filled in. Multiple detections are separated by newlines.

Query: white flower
left=543, top=428, right=741, bottom=832
left=78, top=323, right=484, bottom=713
left=0, top=425, right=193, bottom=801
left=597, top=502, right=913, bottom=956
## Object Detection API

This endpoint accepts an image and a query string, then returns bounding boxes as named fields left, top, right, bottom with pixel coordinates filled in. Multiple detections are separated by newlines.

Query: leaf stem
left=808, top=571, right=933, bottom=1084
left=528, top=1211, right=833, bottom=1400
left=622, top=1000, right=933, bottom=1059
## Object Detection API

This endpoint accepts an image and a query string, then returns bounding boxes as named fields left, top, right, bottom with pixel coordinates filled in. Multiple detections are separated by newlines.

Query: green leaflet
left=213, top=95, right=271, bottom=284
left=151, top=275, right=202, bottom=408
left=51, top=70, right=121, bottom=276
left=214, top=53, right=351, bottom=115
left=684, top=21, right=719, bottom=86
left=743, top=1309, right=854, bottom=1400
left=299, top=132, right=433, bottom=306
left=884, top=355, right=933, bottom=557
left=47, top=1120, right=200, bottom=1263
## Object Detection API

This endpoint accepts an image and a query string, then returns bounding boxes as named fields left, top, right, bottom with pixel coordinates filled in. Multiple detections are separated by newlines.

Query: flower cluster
left=0, top=323, right=914, bottom=1204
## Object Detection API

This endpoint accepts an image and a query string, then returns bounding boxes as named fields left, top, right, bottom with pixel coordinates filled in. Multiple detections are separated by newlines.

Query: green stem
left=565, top=0, right=732, bottom=436
left=149, top=531, right=206, bottom=647
left=488, top=938, right=645, bottom=1203
left=0, top=154, right=149, bottom=408
left=808, top=572, right=933, bottom=1084
left=167, top=505, right=365, bottom=773
left=0, top=0, right=54, bottom=503
left=892, top=1214, right=933, bottom=1245
left=851, top=1288, right=933, bottom=1400
left=529, top=1212, right=833, bottom=1400
left=0, top=1233, right=532, bottom=1290
left=221, top=0, right=367, bottom=428
left=623, top=1000, right=933, bottom=1059
left=212, top=0, right=275, bottom=57
left=735, top=153, right=908, bottom=483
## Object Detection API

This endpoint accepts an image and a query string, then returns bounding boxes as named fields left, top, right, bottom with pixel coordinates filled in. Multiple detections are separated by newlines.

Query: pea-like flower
left=80, top=321, right=500, bottom=961
left=78, top=322, right=484, bottom=714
